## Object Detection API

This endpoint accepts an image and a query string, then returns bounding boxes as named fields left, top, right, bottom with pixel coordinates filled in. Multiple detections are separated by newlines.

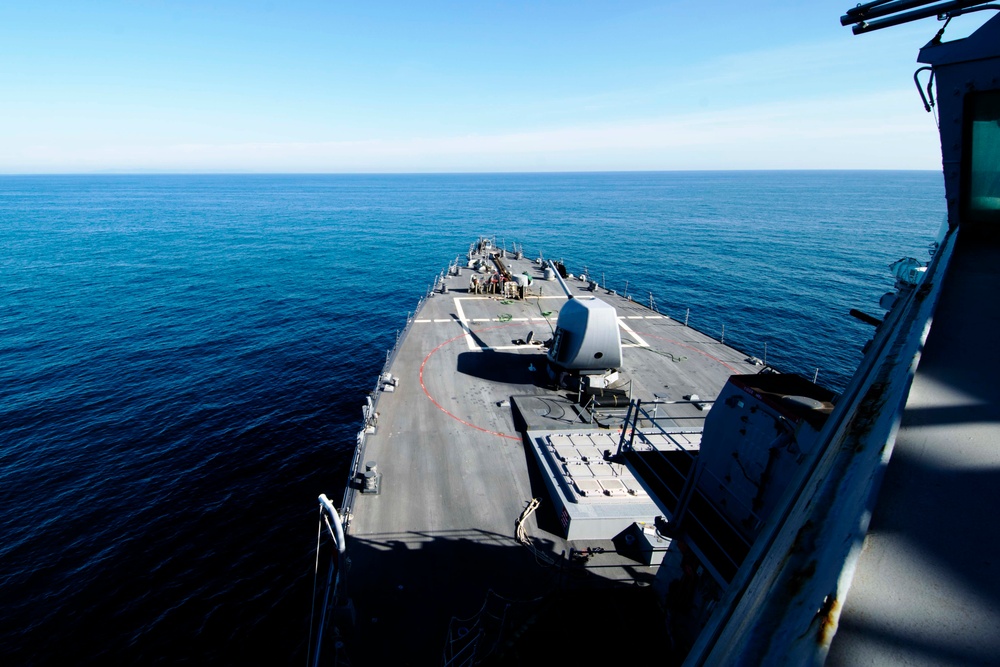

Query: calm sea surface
left=0, top=172, right=943, bottom=664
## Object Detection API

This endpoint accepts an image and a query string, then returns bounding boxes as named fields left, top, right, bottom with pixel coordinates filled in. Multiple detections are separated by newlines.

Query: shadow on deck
left=325, top=525, right=674, bottom=665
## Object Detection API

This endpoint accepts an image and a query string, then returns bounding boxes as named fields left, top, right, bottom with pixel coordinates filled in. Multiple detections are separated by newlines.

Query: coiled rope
left=515, top=498, right=557, bottom=566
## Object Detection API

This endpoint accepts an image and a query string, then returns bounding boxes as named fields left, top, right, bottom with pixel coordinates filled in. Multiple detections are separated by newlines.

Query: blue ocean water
left=0, top=172, right=943, bottom=664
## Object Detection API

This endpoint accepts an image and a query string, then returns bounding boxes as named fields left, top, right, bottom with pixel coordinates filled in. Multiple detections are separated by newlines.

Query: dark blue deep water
left=0, top=172, right=943, bottom=664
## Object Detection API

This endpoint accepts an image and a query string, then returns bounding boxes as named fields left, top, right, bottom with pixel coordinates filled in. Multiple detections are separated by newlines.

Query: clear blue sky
left=0, top=1, right=988, bottom=173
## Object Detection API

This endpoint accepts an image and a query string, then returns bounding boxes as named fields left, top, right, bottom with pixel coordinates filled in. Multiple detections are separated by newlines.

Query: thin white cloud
left=4, top=89, right=939, bottom=173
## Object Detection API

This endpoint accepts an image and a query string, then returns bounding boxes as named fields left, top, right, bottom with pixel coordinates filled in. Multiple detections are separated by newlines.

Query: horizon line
left=0, top=168, right=942, bottom=177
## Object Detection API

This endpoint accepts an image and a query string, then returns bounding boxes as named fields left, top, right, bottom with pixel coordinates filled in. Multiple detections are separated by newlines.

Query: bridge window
left=964, top=91, right=1000, bottom=225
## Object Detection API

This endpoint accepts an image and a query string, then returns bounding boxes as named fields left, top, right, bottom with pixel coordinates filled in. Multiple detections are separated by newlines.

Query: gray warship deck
left=340, top=246, right=763, bottom=663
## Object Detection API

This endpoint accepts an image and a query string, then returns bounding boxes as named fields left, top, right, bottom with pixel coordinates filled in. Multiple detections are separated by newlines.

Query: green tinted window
left=966, top=91, right=1000, bottom=224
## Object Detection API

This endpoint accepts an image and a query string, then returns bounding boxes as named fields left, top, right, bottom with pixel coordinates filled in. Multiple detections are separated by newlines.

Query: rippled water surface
left=0, top=172, right=943, bottom=664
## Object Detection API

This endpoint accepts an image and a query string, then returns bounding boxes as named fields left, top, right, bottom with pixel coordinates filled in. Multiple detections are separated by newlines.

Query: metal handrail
left=842, top=0, right=996, bottom=33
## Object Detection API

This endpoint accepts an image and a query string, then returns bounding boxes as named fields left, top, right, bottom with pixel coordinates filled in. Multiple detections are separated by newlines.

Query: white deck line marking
left=627, top=316, right=643, bottom=319
left=453, top=296, right=566, bottom=353
left=456, top=295, right=567, bottom=301
left=433, top=319, right=451, bottom=323
left=645, top=315, right=665, bottom=319
left=618, top=317, right=649, bottom=348
left=415, top=319, right=432, bottom=323
left=452, top=297, right=479, bottom=351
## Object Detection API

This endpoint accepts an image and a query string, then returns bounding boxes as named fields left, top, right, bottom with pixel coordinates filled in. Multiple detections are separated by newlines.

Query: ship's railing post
left=343, top=290, right=426, bottom=525
left=310, top=495, right=347, bottom=667
left=627, top=399, right=642, bottom=452
left=617, top=400, right=635, bottom=457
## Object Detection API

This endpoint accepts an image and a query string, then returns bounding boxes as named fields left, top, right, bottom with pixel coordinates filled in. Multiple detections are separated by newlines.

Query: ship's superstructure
left=687, top=5, right=1000, bottom=665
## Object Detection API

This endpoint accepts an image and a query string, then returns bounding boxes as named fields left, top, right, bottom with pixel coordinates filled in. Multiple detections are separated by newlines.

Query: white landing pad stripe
left=452, top=298, right=479, bottom=351
left=416, top=317, right=550, bottom=324
left=453, top=295, right=564, bottom=352
left=415, top=315, right=551, bottom=325
left=455, top=295, right=568, bottom=301
left=617, top=317, right=649, bottom=348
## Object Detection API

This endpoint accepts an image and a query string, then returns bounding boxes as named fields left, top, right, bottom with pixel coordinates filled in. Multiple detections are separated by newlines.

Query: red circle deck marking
left=419, top=323, right=521, bottom=440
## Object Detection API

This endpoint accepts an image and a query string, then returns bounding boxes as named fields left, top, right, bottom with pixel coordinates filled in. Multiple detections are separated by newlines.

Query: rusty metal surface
left=683, top=227, right=957, bottom=666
